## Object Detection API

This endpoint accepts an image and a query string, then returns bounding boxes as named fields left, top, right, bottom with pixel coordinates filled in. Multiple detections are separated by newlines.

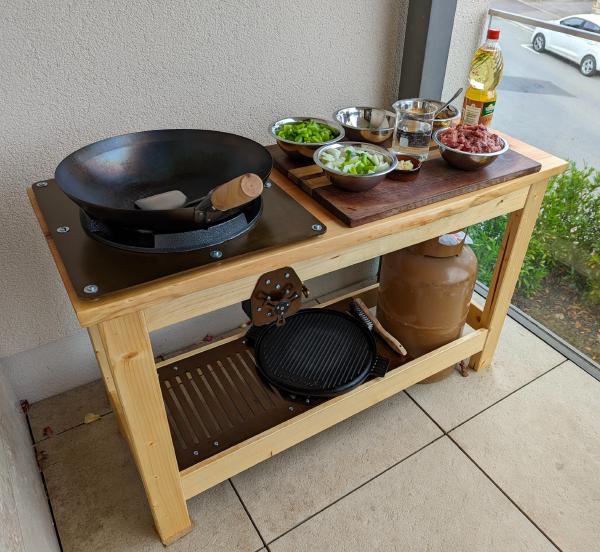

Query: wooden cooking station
left=29, top=134, right=566, bottom=545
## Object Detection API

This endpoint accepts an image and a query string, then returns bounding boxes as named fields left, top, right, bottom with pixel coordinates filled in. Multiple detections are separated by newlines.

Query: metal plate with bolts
left=31, top=180, right=327, bottom=298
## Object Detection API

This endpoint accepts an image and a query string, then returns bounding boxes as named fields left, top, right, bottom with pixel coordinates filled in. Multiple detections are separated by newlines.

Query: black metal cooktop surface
left=32, top=180, right=326, bottom=299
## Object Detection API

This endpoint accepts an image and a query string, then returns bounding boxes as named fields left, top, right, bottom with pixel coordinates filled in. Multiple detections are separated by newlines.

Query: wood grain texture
left=269, top=144, right=542, bottom=227
left=210, top=173, right=263, bottom=211
left=87, top=326, right=130, bottom=441
left=99, top=312, right=192, bottom=544
left=144, top=184, right=531, bottom=331
left=469, top=177, right=549, bottom=371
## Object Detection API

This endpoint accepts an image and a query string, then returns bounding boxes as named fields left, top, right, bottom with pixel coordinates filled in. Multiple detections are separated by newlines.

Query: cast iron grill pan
left=251, top=309, right=388, bottom=397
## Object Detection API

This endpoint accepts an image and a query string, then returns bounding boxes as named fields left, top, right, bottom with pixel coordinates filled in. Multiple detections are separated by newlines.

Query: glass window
left=483, top=9, right=600, bottom=364
left=582, top=20, right=600, bottom=34
left=560, top=17, right=584, bottom=28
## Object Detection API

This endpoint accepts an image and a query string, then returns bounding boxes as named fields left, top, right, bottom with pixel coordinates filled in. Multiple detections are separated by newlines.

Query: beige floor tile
left=42, top=414, right=262, bottom=552
left=406, top=316, right=565, bottom=430
left=29, top=379, right=111, bottom=442
left=232, top=392, right=442, bottom=542
left=452, top=362, right=600, bottom=552
left=269, top=437, right=555, bottom=551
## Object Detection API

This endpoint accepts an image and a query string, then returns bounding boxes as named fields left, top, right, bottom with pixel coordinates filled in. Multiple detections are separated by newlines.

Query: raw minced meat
left=439, top=124, right=504, bottom=153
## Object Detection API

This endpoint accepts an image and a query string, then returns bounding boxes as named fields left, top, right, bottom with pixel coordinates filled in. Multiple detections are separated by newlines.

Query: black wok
left=55, top=129, right=273, bottom=233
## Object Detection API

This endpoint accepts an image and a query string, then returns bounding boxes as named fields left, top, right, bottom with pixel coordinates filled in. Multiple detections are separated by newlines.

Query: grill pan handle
left=369, top=356, right=389, bottom=378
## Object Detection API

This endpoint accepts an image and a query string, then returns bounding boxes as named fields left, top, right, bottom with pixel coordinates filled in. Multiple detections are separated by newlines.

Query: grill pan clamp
left=243, top=267, right=306, bottom=326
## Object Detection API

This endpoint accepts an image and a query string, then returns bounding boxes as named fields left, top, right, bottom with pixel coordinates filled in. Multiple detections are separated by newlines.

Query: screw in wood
left=35, top=181, right=48, bottom=188
left=83, top=284, right=98, bottom=294
left=56, top=226, right=70, bottom=233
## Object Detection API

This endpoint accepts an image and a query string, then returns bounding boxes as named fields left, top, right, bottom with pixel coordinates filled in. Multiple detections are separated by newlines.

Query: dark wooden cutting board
left=267, top=144, right=542, bottom=227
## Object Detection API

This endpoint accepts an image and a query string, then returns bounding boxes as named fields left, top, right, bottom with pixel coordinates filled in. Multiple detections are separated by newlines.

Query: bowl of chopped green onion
left=271, top=117, right=344, bottom=159
left=314, top=142, right=398, bottom=192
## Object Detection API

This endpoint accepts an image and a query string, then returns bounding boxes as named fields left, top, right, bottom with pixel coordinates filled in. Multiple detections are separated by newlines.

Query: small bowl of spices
left=389, top=154, right=422, bottom=181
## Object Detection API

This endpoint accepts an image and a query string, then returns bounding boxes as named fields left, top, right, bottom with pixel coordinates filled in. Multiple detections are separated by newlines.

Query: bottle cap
left=487, top=28, right=500, bottom=40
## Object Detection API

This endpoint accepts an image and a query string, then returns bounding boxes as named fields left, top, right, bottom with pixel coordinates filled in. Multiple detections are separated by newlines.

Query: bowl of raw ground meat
left=433, top=124, right=509, bottom=170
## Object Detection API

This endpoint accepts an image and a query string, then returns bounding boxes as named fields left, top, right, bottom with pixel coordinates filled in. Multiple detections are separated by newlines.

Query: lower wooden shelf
left=155, top=289, right=488, bottom=501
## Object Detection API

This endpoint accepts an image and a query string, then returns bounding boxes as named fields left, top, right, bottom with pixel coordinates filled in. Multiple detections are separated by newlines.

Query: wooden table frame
left=29, top=135, right=566, bottom=545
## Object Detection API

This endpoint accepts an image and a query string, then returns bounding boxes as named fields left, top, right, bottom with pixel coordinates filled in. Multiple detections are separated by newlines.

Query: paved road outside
left=493, top=0, right=594, bottom=20
left=490, top=18, right=600, bottom=168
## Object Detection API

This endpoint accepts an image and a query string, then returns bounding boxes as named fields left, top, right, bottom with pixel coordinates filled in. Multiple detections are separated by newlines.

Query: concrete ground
left=27, top=285, right=600, bottom=552
left=493, top=0, right=594, bottom=20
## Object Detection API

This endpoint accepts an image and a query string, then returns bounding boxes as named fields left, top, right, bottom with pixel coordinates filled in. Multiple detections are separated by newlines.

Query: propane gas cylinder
left=377, top=234, right=477, bottom=382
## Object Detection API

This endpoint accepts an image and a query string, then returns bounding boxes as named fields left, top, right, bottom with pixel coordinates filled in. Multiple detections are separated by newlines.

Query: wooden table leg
left=470, top=177, right=548, bottom=371
left=88, top=326, right=130, bottom=441
left=98, top=311, right=192, bottom=545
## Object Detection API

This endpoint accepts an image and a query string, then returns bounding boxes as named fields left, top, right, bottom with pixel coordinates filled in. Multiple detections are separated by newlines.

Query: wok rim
left=54, top=129, right=273, bottom=215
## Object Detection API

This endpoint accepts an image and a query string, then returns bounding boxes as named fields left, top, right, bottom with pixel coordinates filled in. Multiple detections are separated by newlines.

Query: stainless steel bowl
left=430, top=100, right=460, bottom=146
left=432, top=128, right=509, bottom=171
left=429, top=100, right=460, bottom=125
left=333, top=107, right=395, bottom=146
left=314, top=142, right=398, bottom=192
left=270, top=117, right=344, bottom=159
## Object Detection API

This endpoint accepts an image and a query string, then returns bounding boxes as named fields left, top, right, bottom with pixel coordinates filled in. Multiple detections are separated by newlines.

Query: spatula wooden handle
left=210, top=173, right=264, bottom=211
left=354, top=298, right=407, bottom=356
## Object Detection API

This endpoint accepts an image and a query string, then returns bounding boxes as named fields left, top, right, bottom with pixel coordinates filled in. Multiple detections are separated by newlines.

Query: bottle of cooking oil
left=462, top=28, right=503, bottom=127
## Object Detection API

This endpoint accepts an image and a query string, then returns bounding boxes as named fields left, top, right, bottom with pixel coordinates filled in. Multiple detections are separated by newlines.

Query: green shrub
left=469, top=163, right=600, bottom=302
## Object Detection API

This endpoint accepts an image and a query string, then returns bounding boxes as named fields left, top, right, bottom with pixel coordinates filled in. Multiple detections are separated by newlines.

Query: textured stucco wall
left=0, top=363, right=60, bottom=552
left=442, top=0, right=491, bottom=101
left=0, top=1, right=407, bottom=398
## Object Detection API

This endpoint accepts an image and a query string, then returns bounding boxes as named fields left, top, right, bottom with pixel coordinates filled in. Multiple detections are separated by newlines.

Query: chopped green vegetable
left=319, top=146, right=390, bottom=175
left=276, top=120, right=338, bottom=143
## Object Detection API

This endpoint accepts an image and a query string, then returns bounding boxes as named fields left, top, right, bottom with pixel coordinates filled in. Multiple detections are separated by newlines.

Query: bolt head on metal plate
left=83, top=284, right=98, bottom=294
left=56, top=226, right=70, bottom=233
left=35, top=181, right=48, bottom=188
left=264, top=181, right=272, bottom=188
left=209, top=250, right=223, bottom=259
left=311, top=224, right=323, bottom=232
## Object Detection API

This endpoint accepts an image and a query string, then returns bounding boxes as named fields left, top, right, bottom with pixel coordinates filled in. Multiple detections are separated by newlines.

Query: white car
left=531, top=13, right=600, bottom=76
